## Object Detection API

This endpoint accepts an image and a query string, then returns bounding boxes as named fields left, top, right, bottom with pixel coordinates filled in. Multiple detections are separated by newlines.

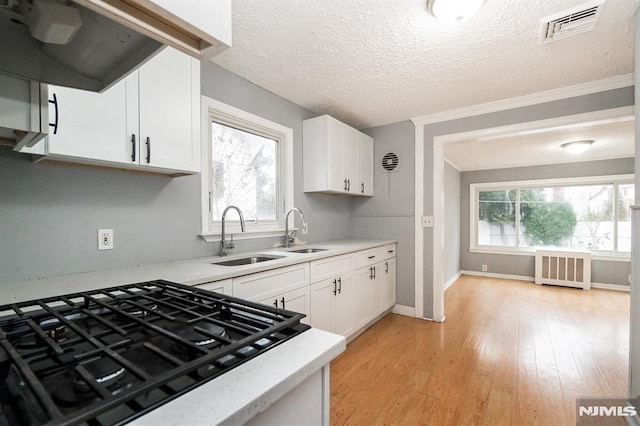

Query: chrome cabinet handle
left=145, top=137, right=151, bottom=163
left=361, top=182, right=364, bottom=193
left=333, top=279, right=337, bottom=295
left=347, top=179, right=351, bottom=191
left=338, top=277, right=342, bottom=294
left=385, top=261, right=389, bottom=273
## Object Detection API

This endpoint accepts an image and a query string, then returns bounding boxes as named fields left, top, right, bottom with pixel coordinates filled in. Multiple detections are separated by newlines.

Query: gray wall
left=444, top=161, right=461, bottom=285
left=421, top=86, right=635, bottom=318
left=351, top=120, right=415, bottom=307
left=0, top=62, right=353, bottom=284
left=200, top=62, right=353, bottom=249
left=460, top=158, right=633, bottom=286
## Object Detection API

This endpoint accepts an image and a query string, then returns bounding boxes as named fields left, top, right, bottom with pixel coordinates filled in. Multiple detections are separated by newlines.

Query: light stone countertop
left=0, top=239, right=390, bottom=423
left=0, top=239, right=395, bottom=305
left=129, top=328, right=346, bottom=426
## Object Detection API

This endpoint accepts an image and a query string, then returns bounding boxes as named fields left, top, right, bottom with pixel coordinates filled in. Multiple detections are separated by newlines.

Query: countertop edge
left=129, top=328, right=346, bottom=426
left=0, top=239, right=397, bottom=305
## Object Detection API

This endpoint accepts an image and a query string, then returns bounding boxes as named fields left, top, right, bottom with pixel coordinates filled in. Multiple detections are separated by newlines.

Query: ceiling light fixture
left=561, top=140, right=594, bottom=154
left=426, top=0, right=486, bottom=23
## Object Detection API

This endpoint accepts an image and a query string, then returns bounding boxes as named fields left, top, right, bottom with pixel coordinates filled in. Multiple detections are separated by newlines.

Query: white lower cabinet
left=309, top=254, right=355, bottom=336
left=226, top=244, right=396, bottom=339
left=258, top=286, right=311, bottom=325
left=232, top=263, right=311, bottom=324
left=195, top=279, right=232, bottom=295
left=354, top=265, right=381, bottom=330
left=382, top=257, right=396, bottom=313
left=310, top=272, right=354, bottom=336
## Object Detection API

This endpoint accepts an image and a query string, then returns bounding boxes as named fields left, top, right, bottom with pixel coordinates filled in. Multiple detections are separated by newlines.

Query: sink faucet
left=284, top=207, right=307, bottom=248
left=220, top=205, right=245, bottom=256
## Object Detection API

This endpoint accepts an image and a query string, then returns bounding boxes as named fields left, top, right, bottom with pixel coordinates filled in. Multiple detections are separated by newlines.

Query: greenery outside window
left=200, top=97, right=293, bottom=241
left=471, top=175, right=634, bottom=257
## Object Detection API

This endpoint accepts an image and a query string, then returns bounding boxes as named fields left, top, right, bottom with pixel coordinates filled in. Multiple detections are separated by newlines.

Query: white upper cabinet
left=137, top=47, right=200, bottom=172
left=148, top=0, right=232, bottom=58
left=46, top=81, right=130, bottom=163
left=42, top=47, right=200, bottom=175
left=357, top=133, right=374, bottom=196
left=303, top=115, right=374, bottom=197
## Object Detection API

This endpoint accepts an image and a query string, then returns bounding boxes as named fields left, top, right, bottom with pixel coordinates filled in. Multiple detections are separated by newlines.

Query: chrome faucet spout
left=284, top=207, right=307, bottom=248
left=220, top=205, right=245, bottom=256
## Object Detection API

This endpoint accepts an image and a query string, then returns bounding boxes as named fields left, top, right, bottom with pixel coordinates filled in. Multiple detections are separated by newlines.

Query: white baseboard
left=460, top=271, right=631, bottom=292
left=592, top=282, right=631, bottom=292
left=391, top=304, right=415, bottom=317
left=444, top=272, right=462, bottom=291
left=460, top=270, right=534, bottom=282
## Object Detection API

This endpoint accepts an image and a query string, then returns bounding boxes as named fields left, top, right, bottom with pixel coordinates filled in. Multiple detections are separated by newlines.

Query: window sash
left=470, top=175, right=634, bottom=256
left=199, top=96, right=293, bottom=239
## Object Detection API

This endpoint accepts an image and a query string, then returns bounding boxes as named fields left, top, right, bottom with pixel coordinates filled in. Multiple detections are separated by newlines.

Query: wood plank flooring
left=330, top=275, right=630, bottom=425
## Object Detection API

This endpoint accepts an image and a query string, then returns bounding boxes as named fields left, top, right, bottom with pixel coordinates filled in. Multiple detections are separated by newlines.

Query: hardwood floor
left=330, top=275, right=630, bottom=425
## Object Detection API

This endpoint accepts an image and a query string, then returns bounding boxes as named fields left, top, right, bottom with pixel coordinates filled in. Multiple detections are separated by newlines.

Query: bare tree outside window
left=211, top=122, right=278, bottom=222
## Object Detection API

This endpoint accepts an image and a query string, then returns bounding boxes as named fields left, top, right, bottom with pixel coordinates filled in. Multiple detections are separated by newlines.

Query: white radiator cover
left=534, top=249, right=591, bottom=290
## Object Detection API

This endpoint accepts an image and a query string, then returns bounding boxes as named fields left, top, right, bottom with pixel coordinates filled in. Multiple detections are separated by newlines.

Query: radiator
left=534, top=249, right=591, bottom=290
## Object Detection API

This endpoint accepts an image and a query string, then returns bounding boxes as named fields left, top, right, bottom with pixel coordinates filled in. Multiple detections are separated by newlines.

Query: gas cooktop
left=0, top=280, right=309, bottom=425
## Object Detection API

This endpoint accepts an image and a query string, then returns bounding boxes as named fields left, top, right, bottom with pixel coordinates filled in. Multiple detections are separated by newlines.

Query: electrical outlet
left=481, top=264, right=488, bottom=272
left=422, top=216, right=434, bottom=227
left=98, top=229, right=113, bottom=250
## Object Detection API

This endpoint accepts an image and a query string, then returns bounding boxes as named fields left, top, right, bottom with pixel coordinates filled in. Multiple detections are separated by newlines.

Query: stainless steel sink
left=288, top=248, right=329, bottom=254
left=212, top=254, right=284, bottom=266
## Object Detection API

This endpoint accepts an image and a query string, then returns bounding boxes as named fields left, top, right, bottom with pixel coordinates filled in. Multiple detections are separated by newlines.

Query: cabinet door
left=46, top=82, right=131, bottom=163
left=260, top=286, right=311, bottom=325
left=310, top=279, right=336, bottom=332
left=342, top=125, right=359, bottom=194
left=282, top=286, right=311, bottom=325
left=382, top=258, right=396, bottom=311
left=354, top=267, right=375, bottom=330
left=326, top=117, right=346, bottom=192
left=196, top=279, right=232, bottom=295
left=334, top=273, right=355, bottom=336
left=358, top=133, right=374, bottom=196
left=138, top=47, right=200, bottom=172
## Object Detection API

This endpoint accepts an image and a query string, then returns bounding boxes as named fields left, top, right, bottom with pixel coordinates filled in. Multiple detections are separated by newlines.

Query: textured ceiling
left=444, top=119, right=635, bottom=171
left=213, top=0, right=639, bottom=129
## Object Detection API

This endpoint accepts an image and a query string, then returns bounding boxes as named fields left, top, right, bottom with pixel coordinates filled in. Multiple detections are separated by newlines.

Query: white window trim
left=199, top=96, right=294, bottom=242
left=470, top=174, right=634, bottom=260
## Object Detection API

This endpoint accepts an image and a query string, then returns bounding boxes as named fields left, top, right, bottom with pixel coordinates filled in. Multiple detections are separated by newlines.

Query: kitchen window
left=470, top=175, right=634, bottom=258
left=200, top=97, right=293, bottom=240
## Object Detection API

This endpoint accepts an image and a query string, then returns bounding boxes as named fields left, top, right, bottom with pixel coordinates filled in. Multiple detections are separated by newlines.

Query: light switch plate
left=422, top=216, right=434, bottom=227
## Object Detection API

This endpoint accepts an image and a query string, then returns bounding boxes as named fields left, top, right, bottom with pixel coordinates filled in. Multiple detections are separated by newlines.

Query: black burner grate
left=0, top=280, right=309, bottom=425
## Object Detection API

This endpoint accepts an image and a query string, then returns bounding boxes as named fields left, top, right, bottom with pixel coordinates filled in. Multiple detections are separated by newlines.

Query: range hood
left=0, top=0, right=231, bottom=93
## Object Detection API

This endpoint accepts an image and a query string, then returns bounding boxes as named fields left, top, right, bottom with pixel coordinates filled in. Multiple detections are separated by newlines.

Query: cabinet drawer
left=232, top=264, right=309, bottom=302
left=310, top=254, right=353, bottom=283
left=382, top=244, right=397, bottom=260
left=353, top=247, right=386, bottom=270
left=196, top=279, right=232, bottom=295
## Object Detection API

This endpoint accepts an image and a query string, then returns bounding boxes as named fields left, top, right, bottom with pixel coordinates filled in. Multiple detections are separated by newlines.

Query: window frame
left=199, top=96, right=293, bottom=242
left=469, top=174, right=633, bottom=261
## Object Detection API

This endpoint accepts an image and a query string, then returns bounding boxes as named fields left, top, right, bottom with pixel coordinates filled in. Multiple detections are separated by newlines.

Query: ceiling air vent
left=539, top=0, right=604, bottom=44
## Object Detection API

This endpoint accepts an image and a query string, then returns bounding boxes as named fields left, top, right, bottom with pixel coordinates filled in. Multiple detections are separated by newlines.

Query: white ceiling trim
left=411, top=74, right=634, bottom=126
left=435, top=105, right=634, bottom=144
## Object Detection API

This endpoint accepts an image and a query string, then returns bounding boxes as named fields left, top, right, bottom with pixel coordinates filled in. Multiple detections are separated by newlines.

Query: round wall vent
left=380, top=152, right=400, bottom=173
